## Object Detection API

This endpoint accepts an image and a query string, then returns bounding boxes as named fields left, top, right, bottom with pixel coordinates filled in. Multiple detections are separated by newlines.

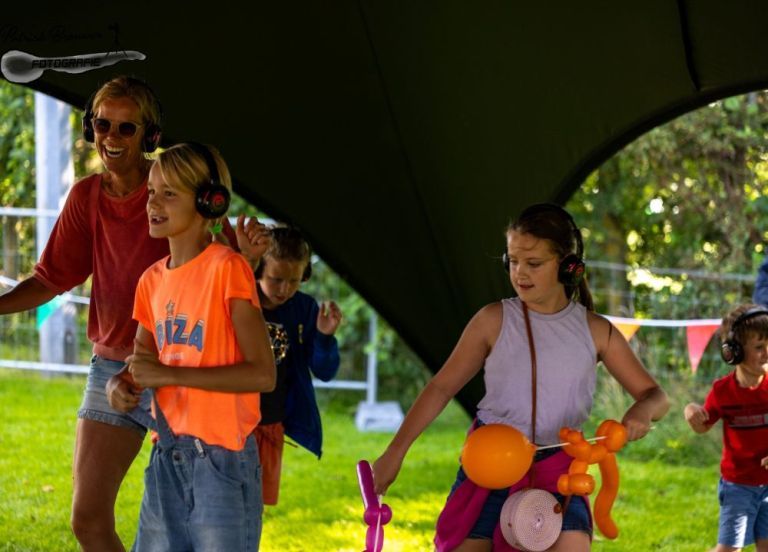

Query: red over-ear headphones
left=503, top=203, right=585, bottom=287
left=720, top=307, right=768, bottom=365
left=82, top=76, right=163, bottom=153
left=184, top=142, right=231, bottom=219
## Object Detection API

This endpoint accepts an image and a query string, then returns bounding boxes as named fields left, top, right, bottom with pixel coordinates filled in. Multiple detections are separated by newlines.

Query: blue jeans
left=133, top=398, right=263, bottom=551
left=718, top=478, right=768, bottom=547
left=78, top=355, right=150, bottom=433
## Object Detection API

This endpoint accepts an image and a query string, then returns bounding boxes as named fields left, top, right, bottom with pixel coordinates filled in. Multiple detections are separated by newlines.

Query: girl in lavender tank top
left=372, top=204, right=669, bottom=552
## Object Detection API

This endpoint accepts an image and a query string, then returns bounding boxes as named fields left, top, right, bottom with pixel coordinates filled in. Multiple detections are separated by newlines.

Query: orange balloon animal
left=556, top=420, right=627, bottom=539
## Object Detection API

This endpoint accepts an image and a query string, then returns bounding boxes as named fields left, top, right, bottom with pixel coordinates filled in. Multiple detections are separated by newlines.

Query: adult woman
left=0, top=76, right=266, bottom=551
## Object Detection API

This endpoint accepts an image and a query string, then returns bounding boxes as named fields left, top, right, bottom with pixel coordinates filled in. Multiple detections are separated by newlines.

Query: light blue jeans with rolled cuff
left=132, top=394, right=263, bottom=552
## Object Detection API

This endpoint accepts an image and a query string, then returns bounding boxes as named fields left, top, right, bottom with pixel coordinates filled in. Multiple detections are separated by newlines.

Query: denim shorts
left=77, top=355, right=151, bottom=434
left=447, top=449, right=592, bottom=540
left=717, top=478, right=768, bottom=547
left=133, top=433, right=263, bottom=551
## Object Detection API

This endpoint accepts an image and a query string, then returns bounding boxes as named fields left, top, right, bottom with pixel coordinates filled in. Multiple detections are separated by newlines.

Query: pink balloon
left=357, top=460, right=392, bottom=552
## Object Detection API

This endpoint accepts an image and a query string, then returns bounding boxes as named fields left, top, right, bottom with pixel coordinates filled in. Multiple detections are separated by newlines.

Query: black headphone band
left=84, top=77, right=163, bottom=120
left=726, top=307, right=768, bottom=340
left=517, top=203, right=583, bottom=260
left=185, top=142, right=220, bottom=186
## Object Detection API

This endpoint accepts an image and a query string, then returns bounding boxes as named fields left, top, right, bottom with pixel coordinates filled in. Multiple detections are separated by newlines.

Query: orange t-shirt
left=133, top=243, right=261, bottom=450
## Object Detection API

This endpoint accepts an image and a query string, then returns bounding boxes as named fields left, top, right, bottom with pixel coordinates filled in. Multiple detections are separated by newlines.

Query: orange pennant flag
left=615, top=323, right=640, bottom=341
left=686, top=324, right=720, bottom=374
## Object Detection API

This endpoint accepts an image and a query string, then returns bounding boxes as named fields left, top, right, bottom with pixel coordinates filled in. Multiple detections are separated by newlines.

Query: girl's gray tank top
left=476, top=297, right=598, bottom=445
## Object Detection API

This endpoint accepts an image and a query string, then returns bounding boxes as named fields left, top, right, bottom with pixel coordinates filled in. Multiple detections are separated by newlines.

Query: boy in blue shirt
left=253, top=226, right=342, bottom=505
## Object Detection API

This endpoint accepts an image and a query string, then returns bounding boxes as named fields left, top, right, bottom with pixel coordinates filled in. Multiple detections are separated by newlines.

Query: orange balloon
left=594, top=453, right=620, bottom=539
left=596, top=420, right=627, bottom=453
left=573, top=473, right=595, bottom=495
left=461, top=424, right=535, bottom=489
left=558, top=420, right=626, bottom=539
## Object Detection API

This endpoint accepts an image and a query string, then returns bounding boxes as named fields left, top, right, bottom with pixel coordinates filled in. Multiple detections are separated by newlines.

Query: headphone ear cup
left=558, top=254, right=585, bottom=286
left=718, top=307, right=768, bottom=365
left=82, top=92, right=96, bottom=143
left=502, top=252, right=510, bottom=271
left=721, top=338, right=743, bottom=365
left=142, top=123, right=161, bottom=153
left=195, top=184, right=231, bottom=219
left=302, top=261, right=312, bottom=282
left=82, top=116, right=95, bottom=143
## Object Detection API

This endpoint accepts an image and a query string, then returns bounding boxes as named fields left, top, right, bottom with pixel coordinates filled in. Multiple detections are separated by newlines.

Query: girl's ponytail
left=571, top=278, right=594, bottom=312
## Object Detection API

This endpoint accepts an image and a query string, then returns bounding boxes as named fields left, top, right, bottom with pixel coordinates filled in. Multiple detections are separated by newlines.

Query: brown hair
left=254, top=227, right=311, bottom=279
left=721, top=303, right=768, bottom=345
left=507, top=203, right=594, bottom=310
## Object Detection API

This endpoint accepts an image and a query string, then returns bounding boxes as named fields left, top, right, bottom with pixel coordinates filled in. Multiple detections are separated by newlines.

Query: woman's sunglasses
left=91, top=117, right=143, bottom=138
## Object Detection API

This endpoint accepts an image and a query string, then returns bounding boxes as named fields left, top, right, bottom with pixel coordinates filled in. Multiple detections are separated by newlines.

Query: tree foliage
left=567, top=92, right=768, bottom=379
left=0, top=81, right=96, bottom=279
left=0, top=82, right=35, bottom=207
left=0, top=81, right=35, bottom=278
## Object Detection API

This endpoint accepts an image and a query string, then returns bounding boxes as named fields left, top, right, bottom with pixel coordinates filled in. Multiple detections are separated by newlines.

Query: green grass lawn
left=0, top=368, right=749, bottom=551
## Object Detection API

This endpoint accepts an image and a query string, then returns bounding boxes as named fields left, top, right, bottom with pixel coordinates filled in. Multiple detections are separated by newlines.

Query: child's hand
left=106, top=368, right=143, bottom=412
left=372, top=448, right=404, bottom=496
left=236, top=214, right=271, bottom=268
left=684, top=403, right=709, bottom=426
left=317, top=301, right=342, bottom=335
left=620, top=409, right=653, bottom=441
left=683, top=402, right=713, bottom=434
left=761, top=456, right=768, bottom=470
left=126, top=345, right=170, bottom=389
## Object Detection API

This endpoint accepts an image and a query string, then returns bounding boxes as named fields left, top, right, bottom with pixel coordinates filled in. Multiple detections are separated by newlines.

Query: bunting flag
left=686, top=325, right=721, bottom=374
left=614, top=323, right=640, bottom=341
left=605, top=315, right=722, bottom=373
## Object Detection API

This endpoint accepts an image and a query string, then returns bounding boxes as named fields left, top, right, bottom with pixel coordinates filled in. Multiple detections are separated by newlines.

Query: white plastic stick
left=536, top=435, right=606, bottom=451
left=536, top=425, right=656, bottom=451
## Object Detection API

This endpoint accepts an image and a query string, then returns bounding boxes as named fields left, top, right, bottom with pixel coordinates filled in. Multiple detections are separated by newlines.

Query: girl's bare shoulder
left=469, top=301, right=504, bottom=346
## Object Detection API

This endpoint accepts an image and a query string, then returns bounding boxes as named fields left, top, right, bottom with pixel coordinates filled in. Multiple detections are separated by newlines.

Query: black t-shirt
left=259, top=314, right=291, bottom=425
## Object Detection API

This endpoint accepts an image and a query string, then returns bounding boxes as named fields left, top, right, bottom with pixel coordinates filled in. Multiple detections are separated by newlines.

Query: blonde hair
left=155, top=143, right=232, bottom=240
left=92, top=76, right=161, bottom=128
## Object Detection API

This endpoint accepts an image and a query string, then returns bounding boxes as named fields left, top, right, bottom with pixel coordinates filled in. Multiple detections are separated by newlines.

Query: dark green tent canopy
left=4, top=1, right=768, bottom=413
